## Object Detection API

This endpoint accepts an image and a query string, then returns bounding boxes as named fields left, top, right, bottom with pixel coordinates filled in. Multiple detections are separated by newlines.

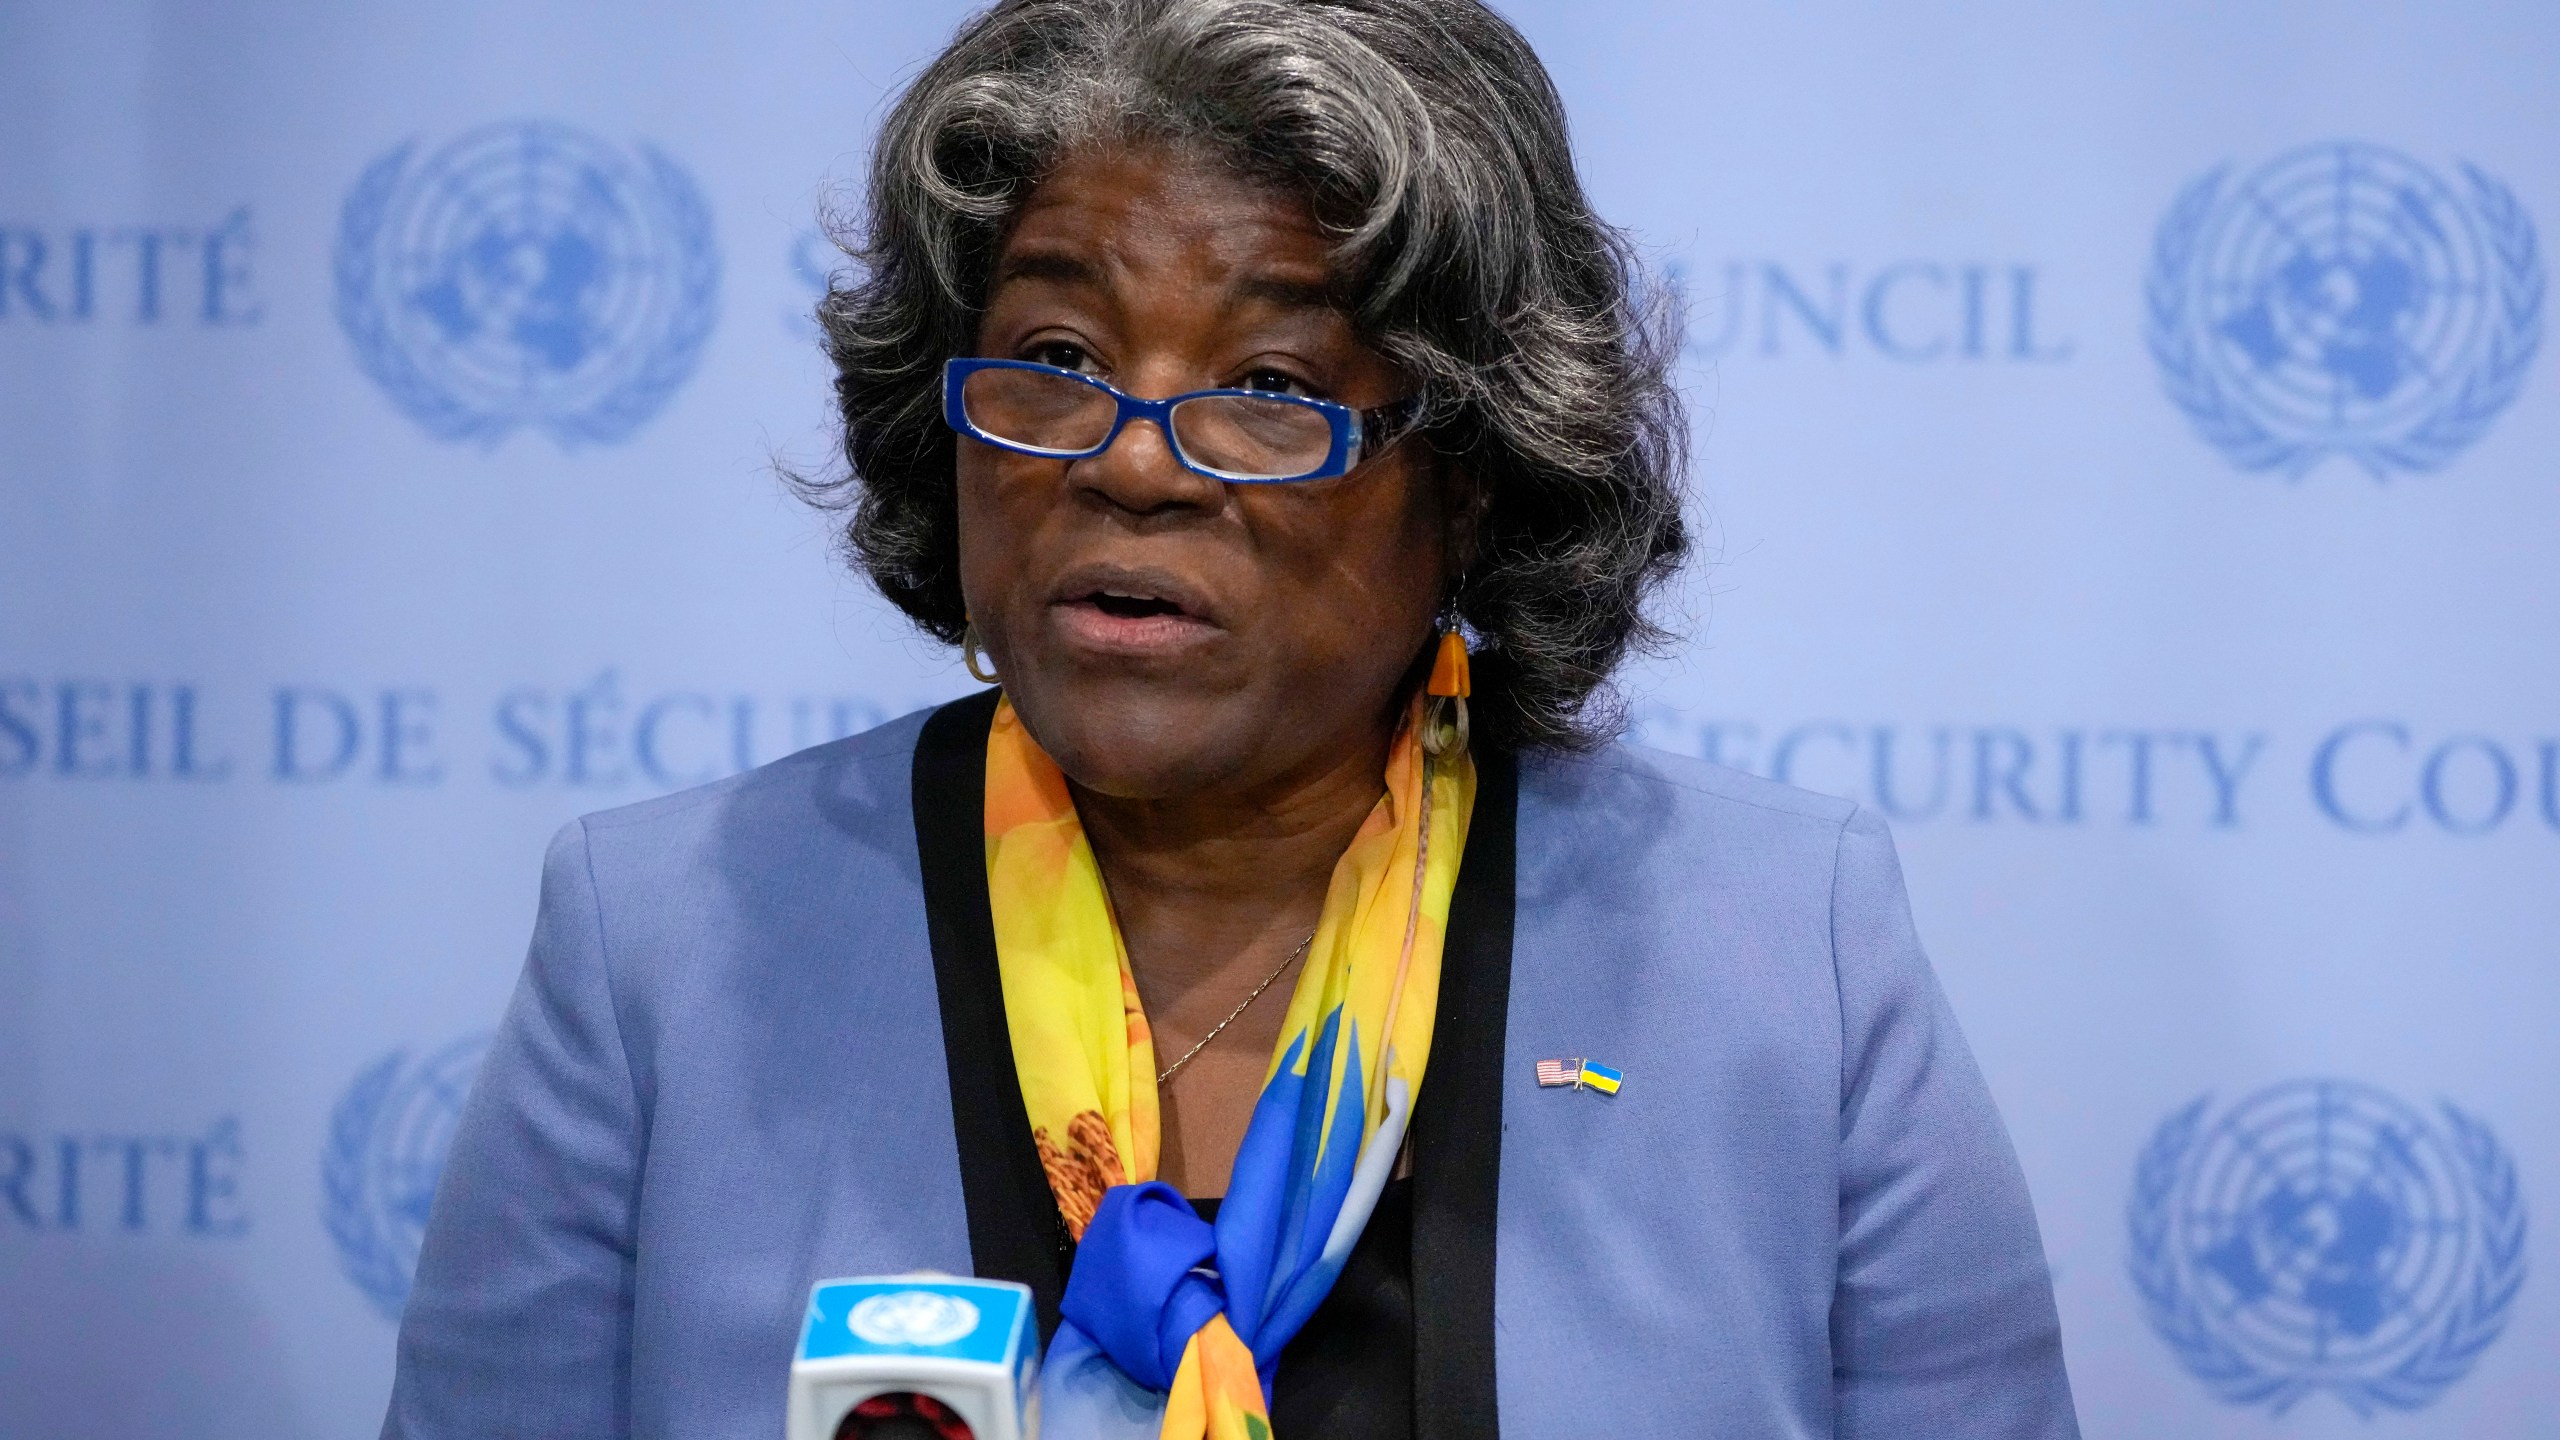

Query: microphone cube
left=787, top=1276, right=1040, bottom=1440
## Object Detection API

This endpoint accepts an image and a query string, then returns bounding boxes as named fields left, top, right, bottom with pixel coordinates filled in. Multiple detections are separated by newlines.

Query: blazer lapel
left=912, top=690, right=1074, bottom=1337
left=1412, top=744, right=1517, bottom=1436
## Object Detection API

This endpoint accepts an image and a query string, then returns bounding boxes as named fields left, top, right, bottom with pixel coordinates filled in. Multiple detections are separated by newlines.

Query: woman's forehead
left=998, top=145, right=1338, bottom=304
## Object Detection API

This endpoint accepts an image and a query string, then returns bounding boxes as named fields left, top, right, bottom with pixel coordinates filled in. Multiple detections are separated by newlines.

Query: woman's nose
left=1069, top=411, right=1225, bottom=517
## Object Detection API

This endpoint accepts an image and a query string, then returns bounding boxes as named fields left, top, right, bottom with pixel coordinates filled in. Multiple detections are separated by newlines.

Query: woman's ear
left=1439, top=458, right=1490, bottom=587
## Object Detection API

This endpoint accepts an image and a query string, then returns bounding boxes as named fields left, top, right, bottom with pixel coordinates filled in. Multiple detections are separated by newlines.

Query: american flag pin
left=1535, top=1058, right=1583, bottom=1088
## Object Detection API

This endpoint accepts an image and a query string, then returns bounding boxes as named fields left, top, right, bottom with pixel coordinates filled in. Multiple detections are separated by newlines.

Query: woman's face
left=957, top=143, right=1452, bottom=802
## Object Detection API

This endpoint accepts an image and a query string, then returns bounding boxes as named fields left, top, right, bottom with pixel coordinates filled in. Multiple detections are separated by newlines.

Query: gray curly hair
left=804, top=0, right=1689, bottom=750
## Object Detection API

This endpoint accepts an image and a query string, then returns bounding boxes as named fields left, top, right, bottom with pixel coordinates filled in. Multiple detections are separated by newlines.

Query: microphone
left=786, top=1276, right=1040, bottom=1440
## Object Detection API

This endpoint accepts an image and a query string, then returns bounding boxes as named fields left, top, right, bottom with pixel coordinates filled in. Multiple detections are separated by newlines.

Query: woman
left=387, top=1, right=2078, bottom=1436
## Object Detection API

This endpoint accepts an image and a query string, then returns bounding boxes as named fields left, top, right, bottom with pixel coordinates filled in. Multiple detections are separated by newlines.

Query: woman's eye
left=1024, top=340, right=1097, bottom=373
left=1239, top=369, right=1318, bottom=399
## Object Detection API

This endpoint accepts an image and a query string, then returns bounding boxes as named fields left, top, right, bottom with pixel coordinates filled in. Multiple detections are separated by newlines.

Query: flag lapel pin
left=1536, top=1058, right=1623, bottom=1096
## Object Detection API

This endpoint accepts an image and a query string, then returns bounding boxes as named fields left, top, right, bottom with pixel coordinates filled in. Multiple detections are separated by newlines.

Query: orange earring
left=1423, top=623, right=1470, bottom=756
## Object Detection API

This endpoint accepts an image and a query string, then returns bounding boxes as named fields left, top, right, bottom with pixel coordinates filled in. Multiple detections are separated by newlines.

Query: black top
left=1188, top=1179, right=1417, bottom=1437
left=911, top=691, right=1517, bottom=1437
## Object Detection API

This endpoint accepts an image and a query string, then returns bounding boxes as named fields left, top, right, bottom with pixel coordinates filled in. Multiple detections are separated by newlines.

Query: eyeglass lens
left=961, top=367, right=1335, bottom=480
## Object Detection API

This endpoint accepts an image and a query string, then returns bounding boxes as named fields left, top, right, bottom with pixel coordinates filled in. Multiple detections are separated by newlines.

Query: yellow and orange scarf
left=984, top=693, right=1472, bottom=1439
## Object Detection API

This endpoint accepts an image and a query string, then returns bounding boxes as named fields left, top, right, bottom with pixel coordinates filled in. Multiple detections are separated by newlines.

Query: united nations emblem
left=2129, top=1079, right=2526, bottom=1414
left=335, top=121, right=720, bottom=447
left=848, top=1290, right=984, bottom=1348
left=323, top=1034, right=491, bottom=1321
left=2148, top=141, right=2542, bottom=477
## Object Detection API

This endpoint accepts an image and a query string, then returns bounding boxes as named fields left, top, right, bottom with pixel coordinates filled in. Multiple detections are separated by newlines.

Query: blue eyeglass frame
left=942, top=357, right=1421, bottom=483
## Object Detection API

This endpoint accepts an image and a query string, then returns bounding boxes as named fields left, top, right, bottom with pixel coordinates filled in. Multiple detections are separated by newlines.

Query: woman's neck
left=1066, top=728, right=1393, bottom=1196
left=1068, top=731, right=1389, bottom=994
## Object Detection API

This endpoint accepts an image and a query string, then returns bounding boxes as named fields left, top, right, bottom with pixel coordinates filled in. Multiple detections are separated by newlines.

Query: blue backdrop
left=4, top=3, right=2554, bottom=1435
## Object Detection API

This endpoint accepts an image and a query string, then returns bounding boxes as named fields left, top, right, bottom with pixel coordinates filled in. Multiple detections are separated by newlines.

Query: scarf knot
left=1062, top=1183, right=1231, bottom=1392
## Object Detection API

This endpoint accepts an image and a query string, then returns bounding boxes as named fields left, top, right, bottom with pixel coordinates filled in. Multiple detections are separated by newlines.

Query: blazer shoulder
left=567, top=704, right=933, bottom=843
left=1513, top=741, right=1876, bottom=939
left=576, top=702, right=936, bottom=825
left=1523, top=739, right=1860, bottom=835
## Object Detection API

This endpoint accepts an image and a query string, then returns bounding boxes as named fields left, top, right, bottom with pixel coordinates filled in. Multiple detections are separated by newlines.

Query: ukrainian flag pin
left=1575, top=1061, right=1624, bottom=1096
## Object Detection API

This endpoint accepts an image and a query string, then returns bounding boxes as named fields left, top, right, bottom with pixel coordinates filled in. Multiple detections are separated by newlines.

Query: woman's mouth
left=1084, top=589, right=1188, bottom=621
left=1049, top=574, right=1222, bottom=656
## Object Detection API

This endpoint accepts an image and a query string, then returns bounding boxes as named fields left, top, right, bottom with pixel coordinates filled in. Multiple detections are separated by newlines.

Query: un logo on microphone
left=323, top=1035, right=491, bottom=1321
left=2129, top=1079, right=2526, bottom=1414
left=336, top=121, right=721, bottom=447
left=2148, top=141, right=2542, bottom=477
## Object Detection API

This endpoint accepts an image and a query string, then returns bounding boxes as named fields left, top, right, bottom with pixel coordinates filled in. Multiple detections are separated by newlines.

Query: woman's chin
left=1006, top=683, right=1275, bottom=803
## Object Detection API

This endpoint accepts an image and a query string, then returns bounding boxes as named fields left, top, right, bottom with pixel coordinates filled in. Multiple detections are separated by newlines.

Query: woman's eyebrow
left=993, top=249, right=1101, bottom=288
left=1234, top=275, right=1336, bottom=312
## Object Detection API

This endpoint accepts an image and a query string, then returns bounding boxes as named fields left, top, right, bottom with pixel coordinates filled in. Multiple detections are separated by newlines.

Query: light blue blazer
left=386, top=700, right=2078, bottom=1438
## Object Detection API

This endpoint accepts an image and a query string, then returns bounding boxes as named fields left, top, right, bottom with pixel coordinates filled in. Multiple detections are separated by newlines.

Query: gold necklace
left=1154, top=930, right=1317, bottom=1085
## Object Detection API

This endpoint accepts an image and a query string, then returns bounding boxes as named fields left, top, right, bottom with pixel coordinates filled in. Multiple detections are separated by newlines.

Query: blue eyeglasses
left=943, top=357, right=1421, bottom=483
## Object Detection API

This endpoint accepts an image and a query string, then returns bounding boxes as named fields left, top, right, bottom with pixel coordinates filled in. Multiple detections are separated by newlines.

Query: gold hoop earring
left=962, top=621, right=1000, bottom=685
left=1422, top=623, right=1470, bottom=757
